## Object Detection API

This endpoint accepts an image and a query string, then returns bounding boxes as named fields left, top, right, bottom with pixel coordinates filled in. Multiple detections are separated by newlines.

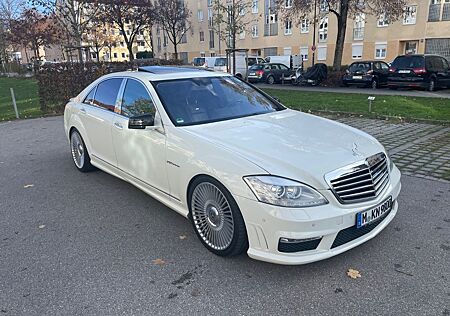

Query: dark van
left=387, top=54, right=450, bottom=91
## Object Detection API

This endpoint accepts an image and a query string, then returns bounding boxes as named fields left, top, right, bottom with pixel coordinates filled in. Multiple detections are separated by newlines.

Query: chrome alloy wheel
left=191, top=182, right=235, bottom=250
left=70, top=132, right=85, bottom=169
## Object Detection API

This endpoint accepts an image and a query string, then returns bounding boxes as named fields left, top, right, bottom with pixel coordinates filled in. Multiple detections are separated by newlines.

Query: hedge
left=36, top=58, right=183, bottom=114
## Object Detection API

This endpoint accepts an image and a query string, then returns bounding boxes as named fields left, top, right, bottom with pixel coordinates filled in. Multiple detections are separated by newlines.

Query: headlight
left=243, top=176, right=328, bottom=208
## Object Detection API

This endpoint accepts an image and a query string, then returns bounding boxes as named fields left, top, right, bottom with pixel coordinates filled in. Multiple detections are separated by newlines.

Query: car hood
left=183, top=110, right=384, bottom=189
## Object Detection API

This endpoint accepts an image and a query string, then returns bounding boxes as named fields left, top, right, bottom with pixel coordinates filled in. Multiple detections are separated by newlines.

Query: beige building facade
left=153, top=0, right=450, bottom=67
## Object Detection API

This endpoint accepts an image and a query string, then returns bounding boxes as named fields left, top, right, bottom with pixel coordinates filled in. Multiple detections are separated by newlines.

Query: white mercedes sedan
left=64, top=66, right=401, bottom=265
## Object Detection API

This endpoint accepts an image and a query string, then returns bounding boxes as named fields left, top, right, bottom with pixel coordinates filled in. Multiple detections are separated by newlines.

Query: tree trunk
left=332, top=1, right=349, bottom=71
left=127, top=44, right=134, bottom=61
left=173, top=42, right=178, bottom=60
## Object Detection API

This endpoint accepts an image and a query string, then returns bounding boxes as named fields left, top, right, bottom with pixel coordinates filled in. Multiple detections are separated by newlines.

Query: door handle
left=80, top=108, right=86, bottom=114
left=114, top=122, right=123, bottom=130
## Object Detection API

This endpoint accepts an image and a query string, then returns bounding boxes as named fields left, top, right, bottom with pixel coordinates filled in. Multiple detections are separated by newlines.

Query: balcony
left=353, top=27, right=364, bottom=40
left=428, top=4, right=441, bottom=22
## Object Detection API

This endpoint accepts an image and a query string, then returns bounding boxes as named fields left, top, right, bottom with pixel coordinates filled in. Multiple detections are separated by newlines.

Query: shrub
left=36, top=58, right=183, bottom=113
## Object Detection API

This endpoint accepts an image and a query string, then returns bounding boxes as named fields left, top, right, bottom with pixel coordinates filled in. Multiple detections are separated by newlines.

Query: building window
left=377, top=13, right=389, bottom=27
left=200, top=31, right=205, bottom=42
left=163, top=35, right=168, bottom=47
left=352, top=44, right=363, bottom=59
left=200, top=52, right=206, bottom=57
left=403, top=5, right=417, bottom=24
left=121, top=53, right=126, bottom=58
left=181, top=33, right=187, bottom=43
left=300, top=47, right=308, bottom=61
left=285, top=0, right=292, bottom=8
left=239, top=5, right=246, bottom=15
left=208, top=8, right=214, bottom=28
left=284, top=20, right=292, bottom=35
left=207, top=0, right=213, bottom=7
left=210, top=52, right=216, bottom=57
left=239, top=30, right=245, bottom=39
left=375, top=43, right=387, bottom=59
left=120, top=41, right=125, bottom=47
left=252, top=24, right=259, bottom=37
left=283, top=47, right=292, bottom=56
left=252, top=0, right=258, bottom=13
left=319, top=16, right=328, bottom=42
left=353, top=13, right=365, bottom=40
left=209, top=30, right=215, bottom=48
left=157, top=37, right=161, bottom=51
left=113, top=52, right=118, bottom=58
left=198, top=9, right=204, bottom=22
left=319, top=0, right=328, bottom=12
left=300, top=19, right=309, bottom=33
left=317, top=46, right=327, bottom=61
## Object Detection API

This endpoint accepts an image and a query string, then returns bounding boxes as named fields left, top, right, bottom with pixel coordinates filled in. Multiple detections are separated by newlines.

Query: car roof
left=98, top=66, right=230, bottom=81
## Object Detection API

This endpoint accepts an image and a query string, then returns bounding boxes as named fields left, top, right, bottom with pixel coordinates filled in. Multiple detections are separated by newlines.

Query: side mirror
left=128, top=114, right=154, bottom=129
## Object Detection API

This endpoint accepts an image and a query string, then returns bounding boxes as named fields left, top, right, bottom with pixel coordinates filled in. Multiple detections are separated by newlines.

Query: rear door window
left=392, top=56, right=424, bottom=69
left=92, top=78, right=123, bottom=112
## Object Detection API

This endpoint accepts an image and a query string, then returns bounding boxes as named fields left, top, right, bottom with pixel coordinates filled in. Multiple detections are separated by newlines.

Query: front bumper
left=235, top=165, right=402, bottom=265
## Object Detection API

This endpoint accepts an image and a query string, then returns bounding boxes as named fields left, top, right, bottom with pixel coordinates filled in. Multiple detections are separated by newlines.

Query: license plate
left=356, top=196, right=393, bottom=228
left=353, top=76, right=363, bottom=79
left=249, top=72, right=255, bottom=76
left=398, top=70, right=411, bottom=74
left=307, top=79, right=314, bottom=83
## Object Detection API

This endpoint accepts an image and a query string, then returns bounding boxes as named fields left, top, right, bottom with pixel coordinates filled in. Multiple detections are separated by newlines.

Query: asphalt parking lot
left=0, top=117, right=449, bottom=315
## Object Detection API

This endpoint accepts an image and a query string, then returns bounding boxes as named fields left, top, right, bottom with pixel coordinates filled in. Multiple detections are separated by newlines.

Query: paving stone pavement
left=322, top=115, right=450, bottom=182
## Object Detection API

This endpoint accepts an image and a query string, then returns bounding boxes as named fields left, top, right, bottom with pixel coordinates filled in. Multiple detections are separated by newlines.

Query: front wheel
left=428, top=78, right=436, bottom=92
left=188, top=176, right=248, bottom=257
left=266, top=75, right=275, bottom=85
left=70, top=130, right=95, bottom=172
left=371, top=79, right=378, bottom=89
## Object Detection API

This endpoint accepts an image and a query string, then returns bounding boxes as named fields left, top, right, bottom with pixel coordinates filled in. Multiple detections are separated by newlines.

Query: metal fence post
left=10, top=88, right=19, bottom=119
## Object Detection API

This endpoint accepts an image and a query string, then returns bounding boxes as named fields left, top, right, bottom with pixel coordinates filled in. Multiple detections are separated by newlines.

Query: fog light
left=278, top=236, right=323, bottom=253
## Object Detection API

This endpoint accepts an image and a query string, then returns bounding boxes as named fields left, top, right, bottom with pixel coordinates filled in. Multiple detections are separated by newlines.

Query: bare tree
left=83, top=21, right=110, bottom=62
left=278, top=0, right=406, bottom=70
left=96, top=0, right=154, bottom=61
left=211, top=0, right=252, bottom=74
left=8, top=8, right=57, bottom=62
left=0, top=0, right=25, bottom=63
left=31, top=0, right=99, bottom=62
left=154, top=0, right=191, bottom=60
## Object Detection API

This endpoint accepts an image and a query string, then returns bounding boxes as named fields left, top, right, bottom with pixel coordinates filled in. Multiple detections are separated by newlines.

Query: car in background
left=387, top=54, right=450, bottom=91
left=248, top=63, right=293, bottom=84
left=192, top=57, right=218, bottom=69
left=342, top=61, right=390, bottom=89
left=213, top=55, right=265, bottom=78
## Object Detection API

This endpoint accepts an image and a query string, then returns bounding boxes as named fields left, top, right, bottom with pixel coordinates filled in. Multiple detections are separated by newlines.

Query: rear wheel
left=70, top=129, right=95, bottom=172
left=428, top=78, right=436, bottom=92
left=266, top=75, right=275, bottom=85
left=371, top=79, right=378, bottom=89
left=188, top=176, right=248, bottom=257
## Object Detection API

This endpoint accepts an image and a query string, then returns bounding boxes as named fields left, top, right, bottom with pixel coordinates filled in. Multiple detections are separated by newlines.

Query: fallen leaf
left=23, top=184, right=34, bottom=188
left=179, top=235, right=187, bottom=240
left=347, top=268, right=361, bottom=279
left=152, top=258, right=165, bottom=265
left=38, top=224, right=45, bottom=229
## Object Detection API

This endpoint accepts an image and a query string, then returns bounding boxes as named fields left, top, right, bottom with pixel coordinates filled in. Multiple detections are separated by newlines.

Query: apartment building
left=153, top=0, right=450, bottom=67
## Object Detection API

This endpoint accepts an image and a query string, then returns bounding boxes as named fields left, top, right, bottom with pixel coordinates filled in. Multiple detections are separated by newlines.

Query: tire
left=188, top=176, right=248, bottom=257
left=70, top=129, right=95, bottom=172
left=428, top=78, right=436, bottom=92
left=371, top=79, right=378, bottom=89
left=266, top=75, right=275, bottom=85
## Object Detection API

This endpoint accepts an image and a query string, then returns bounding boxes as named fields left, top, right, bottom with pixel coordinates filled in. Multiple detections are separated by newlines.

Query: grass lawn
left=0, top=77, right=41, bottom=121
left=262, top=88, right=450, bottom=122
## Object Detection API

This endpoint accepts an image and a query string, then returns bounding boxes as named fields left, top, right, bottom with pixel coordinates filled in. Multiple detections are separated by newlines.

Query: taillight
left=413, top=67, right=426, bottom=74
left=256, top=70, right=264, bottom=76
left=388, top=67, right=396, bottom=73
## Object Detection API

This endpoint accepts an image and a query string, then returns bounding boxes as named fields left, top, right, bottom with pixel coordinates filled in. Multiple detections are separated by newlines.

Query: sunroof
left=138, top=66, right=206, bottom=74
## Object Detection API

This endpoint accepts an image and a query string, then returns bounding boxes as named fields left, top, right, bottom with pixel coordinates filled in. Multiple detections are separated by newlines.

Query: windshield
left=349, top=63, right=370, bottom=72
left=152, top=76, right=284, bottom=126
left=215, top=58, right=227, bottom=66
left=392, top=56, right=424, bottom=69
left=193, top=58, right=205, bottom=66
left=250, top=64, right=264, bottom=70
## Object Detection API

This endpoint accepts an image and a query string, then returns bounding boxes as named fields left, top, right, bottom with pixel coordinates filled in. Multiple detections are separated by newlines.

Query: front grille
left=327, top=153, right=389, bottom=204
left=278, top=238, right=322, bottom=253
left=331, top=205, right=392, bottom=249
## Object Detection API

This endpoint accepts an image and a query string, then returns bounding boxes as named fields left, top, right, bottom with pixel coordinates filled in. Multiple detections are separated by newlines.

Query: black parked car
left=342, top=61, right=390, bottom=89
left=387, top=54, right=450, bottom=91
left=247, top=63, right=293, bottom=84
